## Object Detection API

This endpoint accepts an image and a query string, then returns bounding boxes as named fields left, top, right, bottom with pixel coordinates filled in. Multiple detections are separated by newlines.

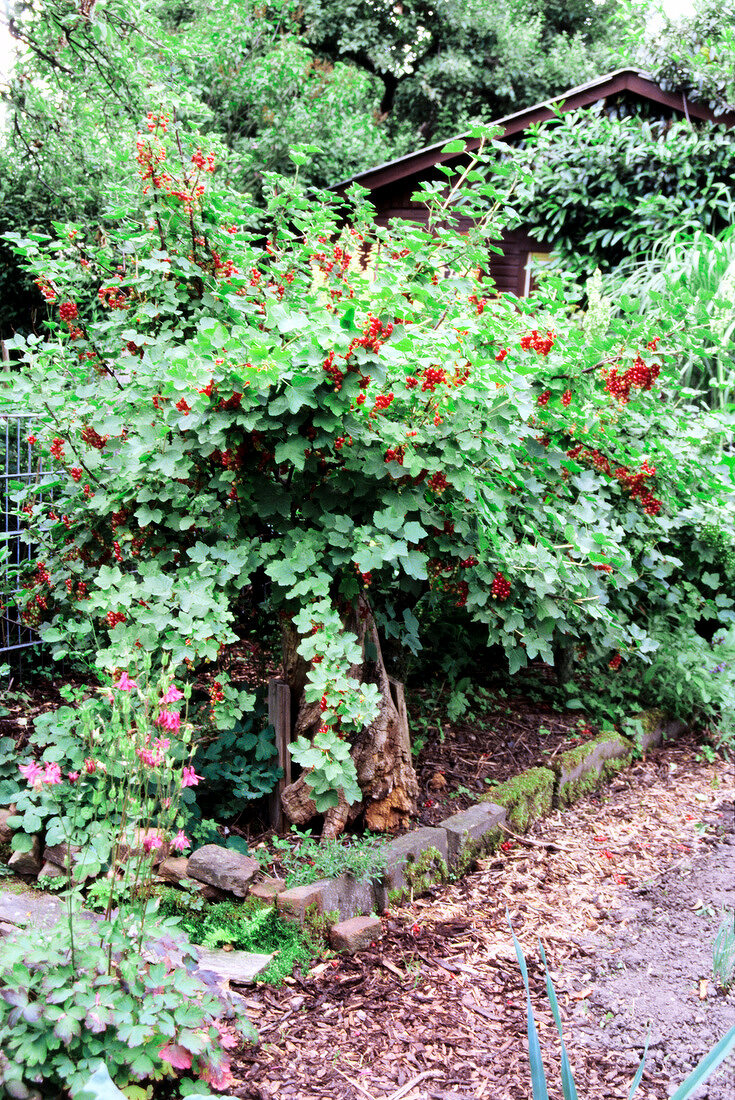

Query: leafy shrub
left=0, top=913, right=250, bottom=1095
left=0, top=735, right=22, bottom=807
left=9, top=663, right=203, bottom=881
left=513, top=110, right=735, bottom=277
left=186, top=709, right=282, bottom=822
left=564, top=621, right=735, bottom=753
left=6, top=118, right=735, bottom=810
left=608, top=229, right=735, bottom=405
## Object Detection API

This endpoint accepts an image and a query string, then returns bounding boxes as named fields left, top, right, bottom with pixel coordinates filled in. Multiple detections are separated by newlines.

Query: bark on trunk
left=279, top=596, right=419, bottom=838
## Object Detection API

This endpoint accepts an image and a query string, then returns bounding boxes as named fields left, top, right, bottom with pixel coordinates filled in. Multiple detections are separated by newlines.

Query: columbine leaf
left=158, top=1042, right=193, bottom=1070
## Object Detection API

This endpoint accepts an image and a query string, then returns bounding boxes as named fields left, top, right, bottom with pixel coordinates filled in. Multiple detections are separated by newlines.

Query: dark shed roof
left=333, top=68, right=735, bottom=196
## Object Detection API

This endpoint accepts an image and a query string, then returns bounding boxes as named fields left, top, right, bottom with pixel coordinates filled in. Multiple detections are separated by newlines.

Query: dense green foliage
left=0, top=915, right=243, bottom=1095
left=637, top=0, right=735, bottom=117
left=609, top=229, right=735, bottom=409
left=157, top=892, right=314, bottom=984
left=300, top=0, right=620, bottom=144
left=512, top=110, right=735, bottom=276
left=0, top=0, right=630, bottom=338
left=271, top=827, right=387, bottom=887
left=0, top=0, right=390, bottom=336
left=2, top=666, right=252, bottom=1095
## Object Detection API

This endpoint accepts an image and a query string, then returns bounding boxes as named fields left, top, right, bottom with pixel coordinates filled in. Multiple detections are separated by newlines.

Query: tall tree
left=633, top=0, right=735, bottom=117
left=299, top=0, right=623, bottom=145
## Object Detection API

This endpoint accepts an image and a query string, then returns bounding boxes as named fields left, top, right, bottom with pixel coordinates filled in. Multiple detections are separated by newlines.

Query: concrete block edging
left=277, top=709, right=685, bottom=936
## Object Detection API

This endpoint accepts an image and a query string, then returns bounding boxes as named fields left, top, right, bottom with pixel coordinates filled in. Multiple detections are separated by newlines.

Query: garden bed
left=0, top=657, right=674, bottom=869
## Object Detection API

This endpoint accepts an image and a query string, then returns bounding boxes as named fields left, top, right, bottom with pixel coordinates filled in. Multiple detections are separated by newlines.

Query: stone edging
left=274, top=710, right=688, bottom=939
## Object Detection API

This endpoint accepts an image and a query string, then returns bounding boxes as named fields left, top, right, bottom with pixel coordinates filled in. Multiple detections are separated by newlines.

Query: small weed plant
left=713, top=909, right=735, bottom=992
left=271, top=826, right=387, bottom=888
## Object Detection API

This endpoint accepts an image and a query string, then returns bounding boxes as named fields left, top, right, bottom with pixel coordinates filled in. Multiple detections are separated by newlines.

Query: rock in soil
left=187, top=844, right=260, bottom=896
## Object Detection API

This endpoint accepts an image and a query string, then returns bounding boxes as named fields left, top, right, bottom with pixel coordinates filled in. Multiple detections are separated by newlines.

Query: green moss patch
left=552, top=732, right=633, bottom=807
left=157, top=889, right=313, bottom=984
left=483, top=767, right=555, bottom=833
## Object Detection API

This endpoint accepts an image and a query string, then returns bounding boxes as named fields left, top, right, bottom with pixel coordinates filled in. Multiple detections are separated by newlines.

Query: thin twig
left=333, top=1066, right=376, bottom=1100
left=386, top=1070, right=443, bottom=1100
left=498, top=821, right=572, bottom=853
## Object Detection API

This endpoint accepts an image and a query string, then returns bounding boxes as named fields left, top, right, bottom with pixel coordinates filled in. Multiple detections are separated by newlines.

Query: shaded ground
left=231, top=735, right=735, bottom=1100
left=409, top=680, right=599, bottom=828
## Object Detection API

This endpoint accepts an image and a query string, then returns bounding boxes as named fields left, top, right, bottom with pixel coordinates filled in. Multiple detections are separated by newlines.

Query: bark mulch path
left=230, top=733, right=735, bottom=1100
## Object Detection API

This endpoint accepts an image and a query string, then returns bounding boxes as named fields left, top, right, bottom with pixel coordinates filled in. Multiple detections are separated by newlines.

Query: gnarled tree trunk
left=279, top=596, right=419, bottom=839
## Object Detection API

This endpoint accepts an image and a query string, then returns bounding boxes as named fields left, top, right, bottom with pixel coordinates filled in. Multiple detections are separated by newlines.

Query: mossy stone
left=552, top=731, right=632, bottom=807
left=483, top=767, right=555, bottom=833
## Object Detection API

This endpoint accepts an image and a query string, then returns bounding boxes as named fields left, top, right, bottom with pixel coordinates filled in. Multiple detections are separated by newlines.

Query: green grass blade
left=669, top=1025, right=735, bottom=1100
left=626, top=1030, right=650, bottom=1099
left=538, top=941, right=578, bottom=1100
left=508, top=914, right=549, bottom=1100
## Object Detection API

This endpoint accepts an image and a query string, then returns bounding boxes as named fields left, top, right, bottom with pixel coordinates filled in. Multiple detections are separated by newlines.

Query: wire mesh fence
left=1, top=413, right=53, bottom=674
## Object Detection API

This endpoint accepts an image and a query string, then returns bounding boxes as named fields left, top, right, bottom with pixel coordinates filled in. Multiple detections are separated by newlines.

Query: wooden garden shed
left=333, top=68, right=735, bottom=296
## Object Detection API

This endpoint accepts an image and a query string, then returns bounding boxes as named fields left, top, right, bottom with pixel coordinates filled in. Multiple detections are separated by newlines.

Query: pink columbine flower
left=68, top=771, right=80, bottom=782
left=155, top=709, right=181, bottom=732
left=143, top=834, right=163, bottom=854
left=42, top=762, right=62, bottom=785
left=116, top=671, right=137, bottom=692
left=19, top=760, right=44, bottom=785
left=154, top=737, right=171, bottom=754
left=136, top=748, right=157, bottom=768
left=181, top=765, right=203, bottom=788
left=170, top=830, right=191, bottom=852
left=162, top=685, right=184, bottom=703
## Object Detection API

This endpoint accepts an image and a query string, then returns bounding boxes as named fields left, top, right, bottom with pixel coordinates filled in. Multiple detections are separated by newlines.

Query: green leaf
left=441, top=139, right=467, bottom=154
left=225, top=835, right=250, bottom=855
left=508, top=915, right=549, bottom=1100
left=538, top=942, right=578, bottom=1100
left=75, top=1064, right=128, bottom=1100
left=669, top=1026, right=735, bottom=1100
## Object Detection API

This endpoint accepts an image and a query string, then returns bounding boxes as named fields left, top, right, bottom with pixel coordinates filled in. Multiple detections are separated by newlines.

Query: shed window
left=523, top=252, right=554, bottom=296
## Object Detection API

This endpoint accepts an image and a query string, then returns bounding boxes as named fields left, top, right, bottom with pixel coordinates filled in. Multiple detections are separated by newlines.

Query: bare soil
left=230, top=734, right=735, bottom=1100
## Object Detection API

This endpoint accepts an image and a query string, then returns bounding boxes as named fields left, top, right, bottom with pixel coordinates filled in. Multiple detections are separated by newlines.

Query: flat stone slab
left=277, top=872, right=377, bottom=923
left=187, top=844, right=260, bottom=897
left=439, top=801, right=507, bottom=866
left=195, top=948, right=272, bottom=984
left=0, top=886, right=65, bottom=929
